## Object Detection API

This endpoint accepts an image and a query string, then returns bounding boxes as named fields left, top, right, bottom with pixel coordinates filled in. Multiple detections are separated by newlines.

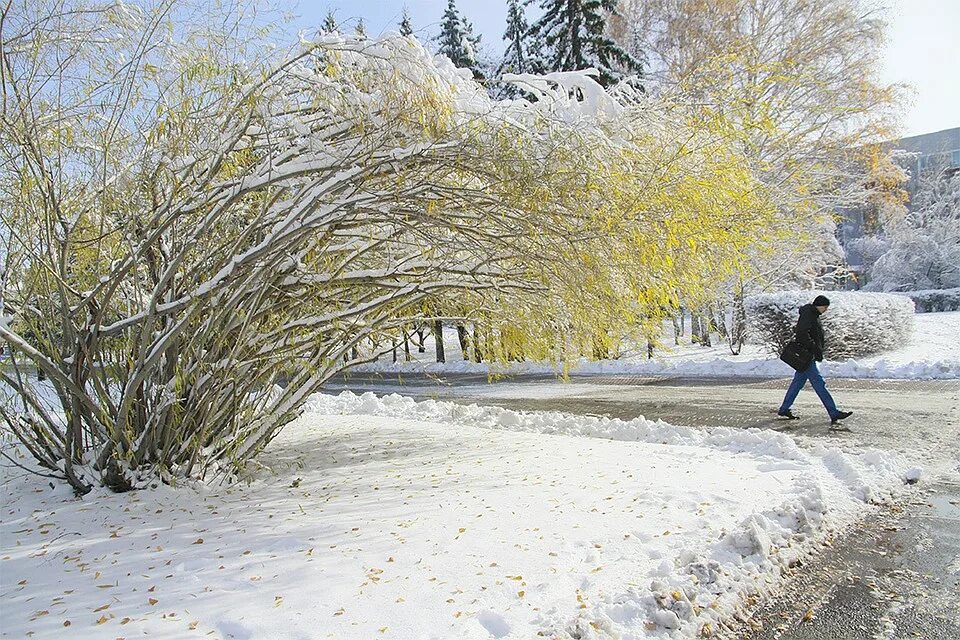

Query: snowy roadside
left=1, top=391, right=913, bottom=640
left=354, top=311, right=960, bottom=380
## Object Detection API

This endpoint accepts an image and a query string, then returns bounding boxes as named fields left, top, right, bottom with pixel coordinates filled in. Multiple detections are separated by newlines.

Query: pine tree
left=399, top=7, right=414, bottom=37
left=527, top=0, right=642, bottom=87
left=354, top=18, right=367, bottom=39
left=436, top=0, right=482, bottom=77
left=499, top=0, right=534, bottom=76
left=321, top=9, right=337, bottom=34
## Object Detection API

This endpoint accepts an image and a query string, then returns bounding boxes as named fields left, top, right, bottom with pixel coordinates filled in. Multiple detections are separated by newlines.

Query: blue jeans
left=779, top=361, right=839, bottom=418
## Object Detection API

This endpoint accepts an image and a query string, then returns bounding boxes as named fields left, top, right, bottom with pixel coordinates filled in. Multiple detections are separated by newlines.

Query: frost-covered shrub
left=896, top=287, right=960, bottom=313
left=746, top=291, right=914, bottom=359
left=1, top=12, right=782, bottom=494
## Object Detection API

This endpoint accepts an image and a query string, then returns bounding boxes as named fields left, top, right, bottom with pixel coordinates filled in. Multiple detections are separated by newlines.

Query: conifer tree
left=321, top=9, right=337, bottom=34
left=436, top=0, right=481, bottom=76
left=399, top=7, right=414, bottom=37
left=527, top=0, right=642, bottom=87
left=354, top=17, right=367, bottom=39
left=499, top=0, right=535, bottom=76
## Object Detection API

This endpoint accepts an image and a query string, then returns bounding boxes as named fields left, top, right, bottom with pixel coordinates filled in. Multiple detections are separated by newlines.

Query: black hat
left=812, top=295, right=830, bottom=307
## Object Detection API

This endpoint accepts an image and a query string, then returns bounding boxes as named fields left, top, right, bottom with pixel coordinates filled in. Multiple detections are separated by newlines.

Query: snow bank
left=1, top=391, right=910, bottom=640
left=355, top=351, right=960, bottom=380
left=308, top=391, right=907, bottom=504
left=302, top=391, right=908, bottom=637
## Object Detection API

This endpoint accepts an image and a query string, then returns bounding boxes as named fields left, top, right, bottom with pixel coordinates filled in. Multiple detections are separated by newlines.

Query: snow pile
left=895, top=287, right=960, bottom=313
left=1, top=390, right=910, bottom=640
left=746, top=291, right=914, bottom=359
left=308, top=391, right=906, bottom=505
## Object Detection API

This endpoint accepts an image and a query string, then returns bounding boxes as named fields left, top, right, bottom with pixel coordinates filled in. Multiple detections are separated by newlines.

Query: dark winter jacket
left=794, top=304, right=825, bottom=362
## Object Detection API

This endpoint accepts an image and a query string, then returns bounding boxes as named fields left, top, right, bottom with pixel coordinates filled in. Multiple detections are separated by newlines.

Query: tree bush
left=0, top=1, right=783, bottom=493
left=896, top=288, right=960, bottom=313
left=746, top=291, right=914, bottom=359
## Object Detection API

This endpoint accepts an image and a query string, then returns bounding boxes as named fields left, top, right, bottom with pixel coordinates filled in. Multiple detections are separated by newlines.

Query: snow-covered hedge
left=895, top=287, right=960, bottom=313
left=746, top=291, right=914, bottom=359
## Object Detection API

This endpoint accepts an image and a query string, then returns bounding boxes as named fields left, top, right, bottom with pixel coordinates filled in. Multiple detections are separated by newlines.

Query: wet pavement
left=325, top=371, right=960, bottom=639
left=731, top=479, right=960, bottom=639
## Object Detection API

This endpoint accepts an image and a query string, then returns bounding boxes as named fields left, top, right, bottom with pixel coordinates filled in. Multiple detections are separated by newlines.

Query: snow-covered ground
left=1, top=392, right=912, bottom=640
left=356, top=311, right=960, bottom=379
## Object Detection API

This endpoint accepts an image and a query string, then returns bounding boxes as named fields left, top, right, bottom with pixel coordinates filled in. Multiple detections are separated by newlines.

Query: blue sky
left=290, top=1, right=509, bottom=57
left=286, top=0, right=958, bottom=137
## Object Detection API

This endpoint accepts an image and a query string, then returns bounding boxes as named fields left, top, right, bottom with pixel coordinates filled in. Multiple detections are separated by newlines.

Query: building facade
left=894, top=127, right=960, bottom=201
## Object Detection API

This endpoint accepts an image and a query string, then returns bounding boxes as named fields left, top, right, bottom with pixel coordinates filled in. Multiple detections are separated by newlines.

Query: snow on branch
left=2, top=5, right=787, bottom=492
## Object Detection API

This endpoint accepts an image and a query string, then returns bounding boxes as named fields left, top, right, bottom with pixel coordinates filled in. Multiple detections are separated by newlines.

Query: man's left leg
left=807, top=362, right=839, bottom=419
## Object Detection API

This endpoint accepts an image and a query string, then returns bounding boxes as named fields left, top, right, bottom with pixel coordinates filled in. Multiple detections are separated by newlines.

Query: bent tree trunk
left=456, top=323, right=469, bottom=360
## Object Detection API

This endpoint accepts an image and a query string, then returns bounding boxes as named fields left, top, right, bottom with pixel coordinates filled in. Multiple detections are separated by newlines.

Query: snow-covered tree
left=354, top=17, right=367, bottom=39
left=436, top=0, right=481, bottom=76
left=398, top=7, right=414, bottom=37
left=1, top=1, right=789, bottom=494
left=499, top=0, right=534, bottom=76
left=847, top=235, right=890, bottom=276
left=867, top=170, right=960, bottom=291
left=321, top=9, right=338, bottom=33
left=527, top=0, right=642, bottom=87
left=624, top=0, right=902, bottom=351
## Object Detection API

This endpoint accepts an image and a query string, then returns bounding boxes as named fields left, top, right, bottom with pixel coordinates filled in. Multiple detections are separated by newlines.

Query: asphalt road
left=325, top=371, right=960, bottom=639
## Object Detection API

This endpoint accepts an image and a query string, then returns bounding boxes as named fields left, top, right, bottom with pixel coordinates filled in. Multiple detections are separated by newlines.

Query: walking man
left=777, top=295, right=853, bottom=428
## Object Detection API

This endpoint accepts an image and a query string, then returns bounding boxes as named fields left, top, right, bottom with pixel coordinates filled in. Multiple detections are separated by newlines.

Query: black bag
left=779, top=340, right=813, bottom=372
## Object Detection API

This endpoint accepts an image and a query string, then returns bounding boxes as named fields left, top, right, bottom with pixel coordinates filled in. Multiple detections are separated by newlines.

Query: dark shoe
left=777, top=410, right=799, bottom=420
left=830, top=410, right=853, bottom=426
